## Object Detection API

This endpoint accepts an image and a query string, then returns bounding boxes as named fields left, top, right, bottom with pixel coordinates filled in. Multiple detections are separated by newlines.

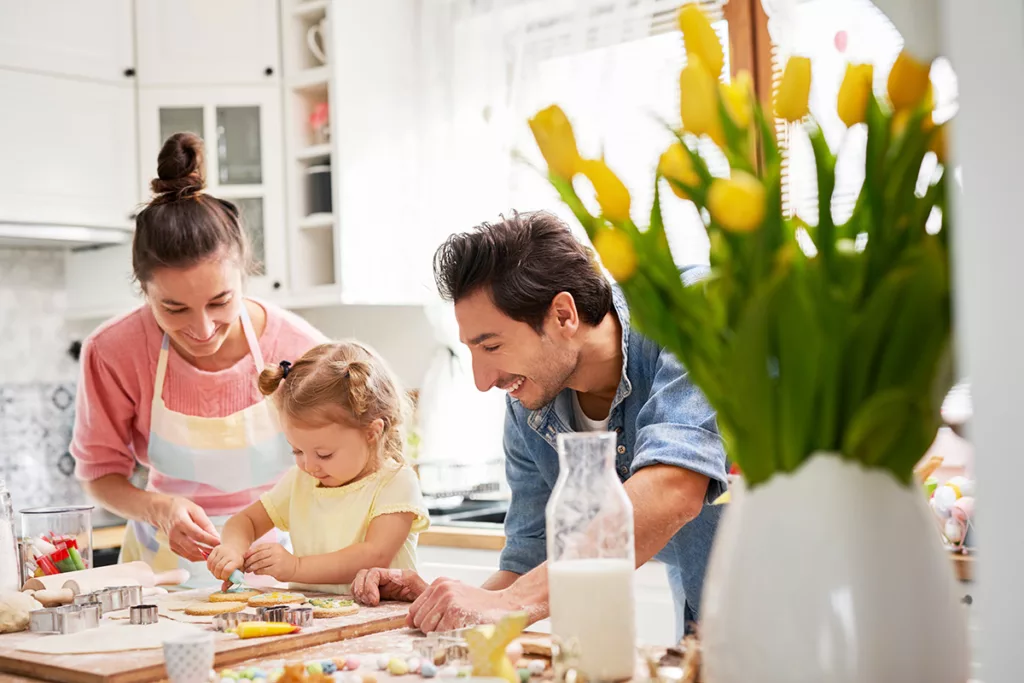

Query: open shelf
left=290, top=66, right=330, bottom=94
left=292, top=0, right=328, bottom=19
left=296, top=143, right=331, bottom=162
left=298, top=212, right=334, bottom=230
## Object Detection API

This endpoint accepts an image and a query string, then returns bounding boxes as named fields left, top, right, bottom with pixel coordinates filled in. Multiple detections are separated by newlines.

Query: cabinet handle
left=264, top=66, right=274, bottom=76
left=272, top=281, right=282, bottom=290
left=124, top=68, right=136, bottom=77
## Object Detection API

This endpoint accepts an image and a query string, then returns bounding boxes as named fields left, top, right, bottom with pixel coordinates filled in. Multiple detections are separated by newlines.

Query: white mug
left=307, top=18, right=328, bottom=65
left=162, top=630, right=214, bottom=683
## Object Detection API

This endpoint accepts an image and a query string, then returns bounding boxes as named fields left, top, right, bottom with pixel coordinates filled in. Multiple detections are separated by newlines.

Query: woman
left=71, top=133, right=325, bottom=586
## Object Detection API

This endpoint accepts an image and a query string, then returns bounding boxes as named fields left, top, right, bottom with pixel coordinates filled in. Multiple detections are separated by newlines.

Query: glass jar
left=546, top=433, right=636, bottom=681
left=19, top=505, right=94, bottom=577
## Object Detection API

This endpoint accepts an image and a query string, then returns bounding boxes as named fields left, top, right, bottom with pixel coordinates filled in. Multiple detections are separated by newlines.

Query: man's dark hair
left=433, top=211, right=613, bottom=331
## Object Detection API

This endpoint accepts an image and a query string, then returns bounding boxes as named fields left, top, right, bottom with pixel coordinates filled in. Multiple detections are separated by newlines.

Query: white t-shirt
left=572, top=391, right=611, bottom=432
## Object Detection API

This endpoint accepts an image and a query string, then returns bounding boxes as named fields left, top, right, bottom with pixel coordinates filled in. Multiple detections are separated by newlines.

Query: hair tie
left=279, top=360, right=292, bottom=378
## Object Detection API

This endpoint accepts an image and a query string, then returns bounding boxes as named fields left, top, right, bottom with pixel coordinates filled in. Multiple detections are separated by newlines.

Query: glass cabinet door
left=216, top=106, right=262, bottom=185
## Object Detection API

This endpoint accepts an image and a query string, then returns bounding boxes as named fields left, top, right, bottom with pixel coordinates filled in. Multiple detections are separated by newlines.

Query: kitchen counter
left=92, top=524, right=506, bottom=553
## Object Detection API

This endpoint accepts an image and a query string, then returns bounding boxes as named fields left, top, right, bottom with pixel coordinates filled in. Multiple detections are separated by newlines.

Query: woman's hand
left=206, top=544, right=245, bottom=582
left=244, top=543, right=299, bottom=582
left=151, top=495, right=221, bottom=562
left=352, top=568, right=429, bottom=605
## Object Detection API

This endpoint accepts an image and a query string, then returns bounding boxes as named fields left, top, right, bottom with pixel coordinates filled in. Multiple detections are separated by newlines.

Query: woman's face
left=145, top=255, right=244, bottom=360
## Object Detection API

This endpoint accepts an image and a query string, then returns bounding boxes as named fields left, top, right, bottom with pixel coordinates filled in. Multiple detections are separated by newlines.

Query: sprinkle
left=420, top=662, right=438, bottom=678
left=388, top=658, right=410, bottom=676
left=377, top=656, right=390, bottom=671
left=527, top=660, right=546, bottom=676
left=345, top=656, right=361, bottom=671
left=322, top=661, right=338, bottom=675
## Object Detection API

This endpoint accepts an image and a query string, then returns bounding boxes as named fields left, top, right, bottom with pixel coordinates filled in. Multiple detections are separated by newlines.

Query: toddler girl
left=206, top=341, right=429, bottom=593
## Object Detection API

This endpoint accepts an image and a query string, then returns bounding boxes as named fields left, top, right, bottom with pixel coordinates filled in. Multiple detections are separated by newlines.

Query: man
left=353, top=211, right=727, bottom=639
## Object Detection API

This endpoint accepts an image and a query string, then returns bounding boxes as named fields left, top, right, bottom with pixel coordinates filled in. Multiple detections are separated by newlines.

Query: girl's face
left=146, top=255, right=244, bottom=360
left=282, top=415, right=384, bottom=487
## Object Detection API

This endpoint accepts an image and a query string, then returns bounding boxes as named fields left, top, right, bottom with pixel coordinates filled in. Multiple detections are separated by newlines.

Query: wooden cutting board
left=0, top=590, right=409, bottom=683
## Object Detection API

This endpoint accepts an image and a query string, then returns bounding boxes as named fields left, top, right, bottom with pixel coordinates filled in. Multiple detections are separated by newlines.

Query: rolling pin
left=22, top=563, right=189, bottom=605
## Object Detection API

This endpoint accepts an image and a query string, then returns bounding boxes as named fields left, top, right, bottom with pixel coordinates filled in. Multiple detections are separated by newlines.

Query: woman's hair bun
left=150, top=132, right=207, bottom=199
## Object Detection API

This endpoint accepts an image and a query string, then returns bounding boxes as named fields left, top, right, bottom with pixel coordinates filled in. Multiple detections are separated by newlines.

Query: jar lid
left=20, top=505, right=94, bottom=515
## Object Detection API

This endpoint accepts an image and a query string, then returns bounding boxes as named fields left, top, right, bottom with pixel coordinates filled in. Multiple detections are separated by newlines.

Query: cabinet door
left=137, top=87, right=286, bottom=296
left=134, top=0, right=279, bottom=86
left=0, top=70, right=137, bottom=228
left=0, top=1, right=133, bottom=83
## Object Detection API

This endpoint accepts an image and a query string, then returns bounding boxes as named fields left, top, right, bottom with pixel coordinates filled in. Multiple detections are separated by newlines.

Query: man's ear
left=549, top=291, right=580, bottom=338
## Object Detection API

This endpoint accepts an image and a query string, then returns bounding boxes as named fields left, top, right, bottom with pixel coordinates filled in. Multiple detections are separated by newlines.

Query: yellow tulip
left=580, top=159, right=631, bottom=223
left=891, top=108, right=912, bottom=137
left=837, top=63, right=874, bottom=128
left=679, top=54, right=725, bottom=146
left=887, top=50, right=932, bottom=112
left=721, top=70, right=753, bottom=129
left=678, top=3, right=724, bottom=79
left=528, top=105, right=582, bottom=179
left=707, top=171, right=766, bottom=232
left=593, top=228, right=638, bottom=282
left=774, top=56, right=811, bottom=122
left=658, top=143, right=700, bottom=199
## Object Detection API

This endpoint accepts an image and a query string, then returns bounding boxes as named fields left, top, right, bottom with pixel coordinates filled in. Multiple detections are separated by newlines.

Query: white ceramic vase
left=700, top=452, right=969, bottom=683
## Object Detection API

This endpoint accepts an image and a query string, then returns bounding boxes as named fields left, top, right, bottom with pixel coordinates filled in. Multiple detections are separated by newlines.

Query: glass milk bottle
left=546, top=433, right=636, bottom=681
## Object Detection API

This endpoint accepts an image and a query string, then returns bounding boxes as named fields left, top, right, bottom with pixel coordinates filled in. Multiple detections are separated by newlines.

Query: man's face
left=454, top=289, right=579, bottom=410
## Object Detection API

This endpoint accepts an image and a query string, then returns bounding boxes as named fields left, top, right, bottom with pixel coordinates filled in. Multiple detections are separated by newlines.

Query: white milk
left=548, top=558, right=637, bottom=681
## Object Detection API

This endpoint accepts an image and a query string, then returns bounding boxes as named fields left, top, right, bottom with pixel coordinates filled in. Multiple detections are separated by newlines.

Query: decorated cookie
left=184, top=601, right=247, bottom=616
left=209, top=590, right=260, bottom=603
left=247, top=591, right=306, bottom=607
left=308, top=597, right=360, bottom=618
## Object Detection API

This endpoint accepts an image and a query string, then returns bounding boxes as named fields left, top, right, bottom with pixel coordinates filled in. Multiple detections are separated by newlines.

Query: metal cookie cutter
left=255, top=605, right=288, bottom=622
left=284, top=606, right=314, bottom=628
left=29, top=604, right=101, bottom=634
left=213, top=612, right=259, bottom=632
left=130, top=604, right=159, bottom=625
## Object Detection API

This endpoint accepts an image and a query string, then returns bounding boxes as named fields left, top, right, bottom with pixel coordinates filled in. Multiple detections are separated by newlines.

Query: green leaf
left=842, top=388, right=935, bottom=484
left=808, top=124, right=836, bottom=271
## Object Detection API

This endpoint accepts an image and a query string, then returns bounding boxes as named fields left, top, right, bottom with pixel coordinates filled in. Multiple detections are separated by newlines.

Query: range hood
left=0, top=221, right=132, bottom=248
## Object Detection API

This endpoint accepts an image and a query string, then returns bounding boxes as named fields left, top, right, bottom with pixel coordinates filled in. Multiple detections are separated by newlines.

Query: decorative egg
left=924, top=476, right=939, bottom=497
left=307, top=663, right=324, bottom=676
left=930, top=496, right=952, bottom=519
left=952, top=496, right=975, bottom=522
left=932, top=485, right=957, bottom=514
left=376, top=656, right=390, bottom=671
left=345, top=657, right=361, bottom=671
left=388, top=658, right=409, bottom=676
left=944, top=518, right=965, bottom=544
left=361, top=674, right=378, bottom=683
left=948, top=475, right=974, bottom=498
left=527, top=660, right=546, bottom=676
left=407, top=657, right=421, bottom=673
left=421, top=662, right=438, bottom=678
left=321, top=661, right=338, bottom=675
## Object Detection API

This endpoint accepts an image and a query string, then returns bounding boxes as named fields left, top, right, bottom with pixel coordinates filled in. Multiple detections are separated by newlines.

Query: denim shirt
left=499, top=277, right=727, bottom=634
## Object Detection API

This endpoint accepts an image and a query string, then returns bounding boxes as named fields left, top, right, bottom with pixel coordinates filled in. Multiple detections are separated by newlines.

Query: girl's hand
left=244, top=543, right=299, bottom=581
left=206, top=545, right=244, bottom=582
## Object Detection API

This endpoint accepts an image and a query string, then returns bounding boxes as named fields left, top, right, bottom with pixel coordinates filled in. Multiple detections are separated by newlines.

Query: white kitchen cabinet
left=137, top=86, right=287, bottom=298
left=134, top=0, right=279, bottom=87
left=0, top=69, right=137, bottom=230
left=417, top=546, right=678, bottom=646
left=0, top=1, right=134, bottom=83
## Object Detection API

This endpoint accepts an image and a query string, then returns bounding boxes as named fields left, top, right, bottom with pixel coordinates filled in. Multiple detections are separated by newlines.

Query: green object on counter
left=67, top=546, right=85, bottom=571
left=518, top=668, right=530, bottom=683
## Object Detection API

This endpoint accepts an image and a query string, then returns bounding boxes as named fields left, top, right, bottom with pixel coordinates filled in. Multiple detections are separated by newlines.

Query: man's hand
left=352, top=568, right=429, bottom=606
left=244, top=543, right=299, bottom=581
left=408, top=578, right=525, bottom=633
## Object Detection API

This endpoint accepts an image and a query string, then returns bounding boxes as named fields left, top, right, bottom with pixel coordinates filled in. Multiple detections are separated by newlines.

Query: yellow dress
left=259, top=463, right=429, bottom=594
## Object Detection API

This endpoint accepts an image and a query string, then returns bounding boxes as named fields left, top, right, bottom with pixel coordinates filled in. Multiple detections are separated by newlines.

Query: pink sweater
left=71, top=300, right=326, bottom=516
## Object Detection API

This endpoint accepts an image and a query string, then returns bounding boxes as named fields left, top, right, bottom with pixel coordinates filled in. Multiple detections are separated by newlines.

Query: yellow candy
left=388, top=658, right=409, bottom=676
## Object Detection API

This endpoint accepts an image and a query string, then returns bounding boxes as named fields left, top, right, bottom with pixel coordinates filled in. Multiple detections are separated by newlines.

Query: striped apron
left=120, top=304, right=292, bottom=588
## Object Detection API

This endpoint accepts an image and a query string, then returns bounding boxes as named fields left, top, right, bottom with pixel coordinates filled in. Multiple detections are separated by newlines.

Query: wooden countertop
left=92, top=524, right=506, bottom=553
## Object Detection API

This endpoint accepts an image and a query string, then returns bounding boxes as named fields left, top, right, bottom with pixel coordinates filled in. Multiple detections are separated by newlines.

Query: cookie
left=308, top=598, right=360, bottom=618
left=247, top=591, right=306, bottom=607
left=184, top=601, right=248, bottom=616
left=209, top=590, right=260, bottom=603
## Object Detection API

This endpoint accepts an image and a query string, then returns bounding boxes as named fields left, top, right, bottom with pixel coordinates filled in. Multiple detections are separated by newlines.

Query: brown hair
left=259, top=341, right=409, bottom=466
left=132, top=132, right=254, bottom=286
left=433, top=211, right=613, bottom=331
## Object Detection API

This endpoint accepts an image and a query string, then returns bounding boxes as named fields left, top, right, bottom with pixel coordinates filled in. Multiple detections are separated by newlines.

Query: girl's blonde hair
left=259, top=341, right=409, bottom=465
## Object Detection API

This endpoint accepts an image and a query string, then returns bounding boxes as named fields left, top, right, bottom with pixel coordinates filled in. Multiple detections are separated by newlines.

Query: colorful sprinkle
left=388, top=658, right=409, bottom=676
left=420, top=662, right=438, bottom=678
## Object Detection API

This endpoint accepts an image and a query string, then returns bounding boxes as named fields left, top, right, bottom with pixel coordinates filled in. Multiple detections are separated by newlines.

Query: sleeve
left=499, top=399, right=551, bottom=576
left=260, top=466, right=299, bottom=532
left=630, top=348, right=729, bottom=504
left=69, top=337, right=139, bottom=481
left=371, top=467, right=430, bottom=533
